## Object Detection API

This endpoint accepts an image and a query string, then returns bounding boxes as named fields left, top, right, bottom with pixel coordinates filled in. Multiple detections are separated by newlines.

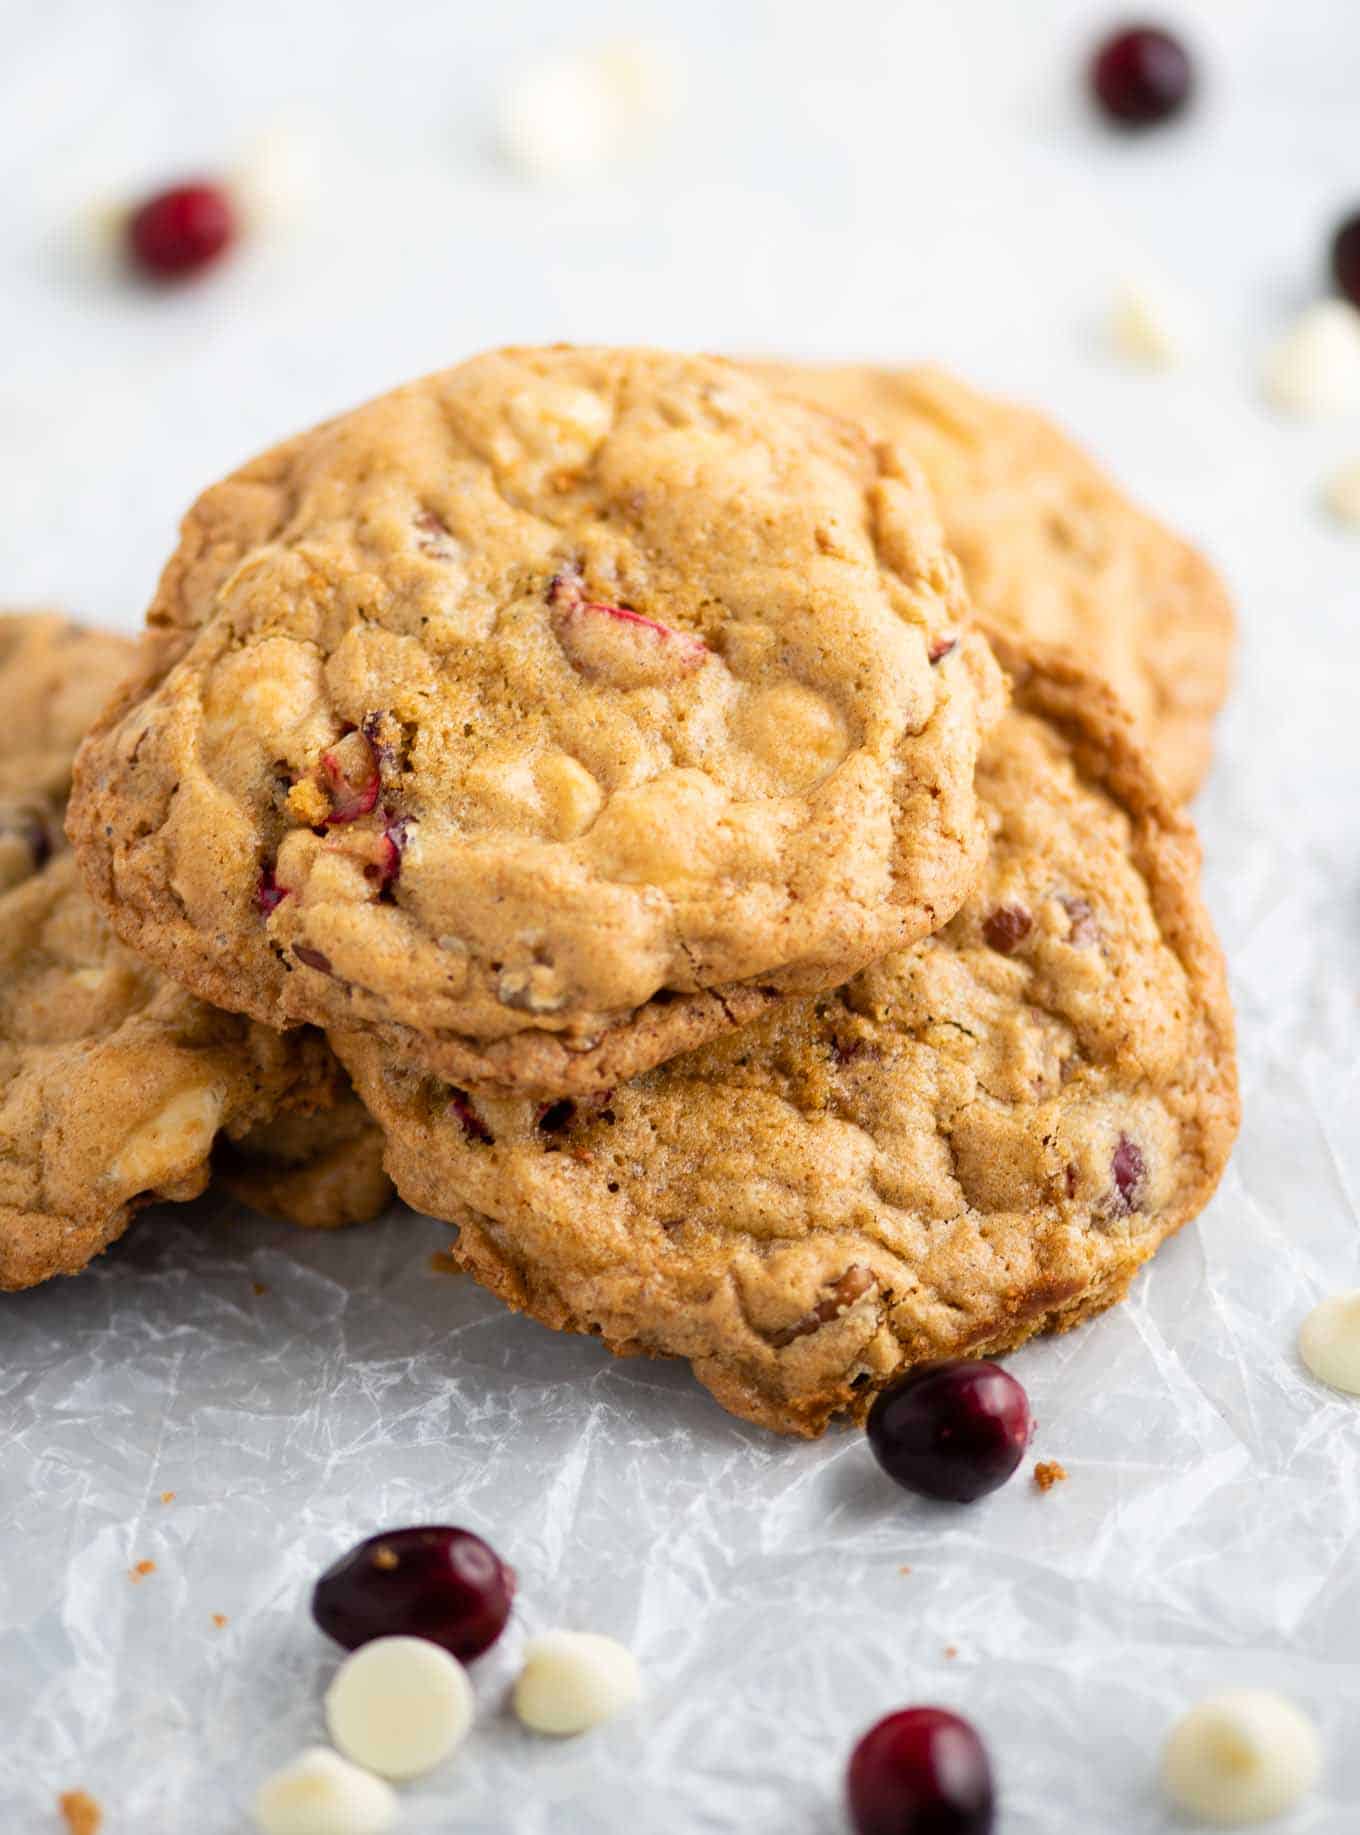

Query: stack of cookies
left=8, top=347, right=1240, bottom=1437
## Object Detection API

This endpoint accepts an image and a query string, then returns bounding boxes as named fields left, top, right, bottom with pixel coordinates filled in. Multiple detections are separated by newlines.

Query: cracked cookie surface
left=756, top=363, right=1235, bottom=799
left=69, top=347, right=1000, bottom=1097
left=0, top=615, right=388, bottom=1289
left=336, top=646, right=1238, bottom=1435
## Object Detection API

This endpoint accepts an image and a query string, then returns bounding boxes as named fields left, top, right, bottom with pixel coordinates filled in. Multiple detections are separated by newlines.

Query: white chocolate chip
left=1161, top=1690, right=1321, bottom=1826
left=111, top=1085, right=225, bottom=1193
left=1261, top=301, right=1360, bottom=418
left=1322, top=460, right=1360, bottom=529
left=253, top=1747, right=397, bottom=1835
left=496, top=40, right=679, bottom=181
left=1109, top=277, right=1193, bottom=370
left=234, top=112, right=326, bottom=230
left=324, top=1636, right=473, bottom=1780
left=513, top=1630, right=640, bottom=1736
left=1299, top=1290, right=1360, bottom=1392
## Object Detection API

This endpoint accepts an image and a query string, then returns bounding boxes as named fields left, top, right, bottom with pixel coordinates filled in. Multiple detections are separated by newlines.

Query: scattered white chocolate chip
left=253, top=1747, right=397, bottom=1835
left=1322, top=460, right=1360, bottom=529
left=324, top=1635, right=474, bottom=1781
left=1261, top=300, right=1360, bottom=418
left=1109, top=276, right=1193, bottom=369
left=496, top=40, right=679, bottom=180
left=513, top=1630, right=640, bottom=1736
left=1299, top=1290, right=1360, bottom=1392
left=234, top=112, right=326, bottom=230
left=1161, top=1689, right=1321, bottom=1826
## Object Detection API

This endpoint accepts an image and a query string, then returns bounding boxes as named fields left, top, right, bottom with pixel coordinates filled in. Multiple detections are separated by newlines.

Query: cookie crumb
left=251, top=1280, right=269, bottom=1296
left=58, top=1789, right=102, bottom=1835
left=428, top=1248, right=463, bottom=1276
left=1034, top=1460, right=1069, bottom=1492
left=943, top=1644, right=959, bottom=1660
left=211, top=1613, right=228, bottom=1628
left=160, top=1490, right=175, bottom=1504
left=130, top=1560, right=156, bottom=1581
left=898, top=1564, right=912, bottom=1576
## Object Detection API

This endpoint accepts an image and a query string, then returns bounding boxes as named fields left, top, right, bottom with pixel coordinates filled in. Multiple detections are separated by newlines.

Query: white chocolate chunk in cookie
left=324, top=1636, right=473, bottom=1781
left=110, top=1085, right=226, bottom=1194
left=1161, top=1689, right=1321, bottom=1826
left=253, top=1746, right=397, bottom=1835
left=513, top=1630, right=640, bottom=1736
left=735, top=681, right=850, bottom=790
left=1323, top=459, right=1360, bottom=529
left=1299, top=1291, right=1360, bottom=1393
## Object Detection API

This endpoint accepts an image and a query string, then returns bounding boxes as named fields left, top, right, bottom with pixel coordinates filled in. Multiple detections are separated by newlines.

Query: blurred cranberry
left=848, top=1707, right=995, bottom=1835
left=866, top=1362, right=1032, bottom=1503
left=1332, top=211, right=1360, bottom=311
left=1090, top=25, right=1194, bottom=128
left=126, top=181, right=235, bottom=281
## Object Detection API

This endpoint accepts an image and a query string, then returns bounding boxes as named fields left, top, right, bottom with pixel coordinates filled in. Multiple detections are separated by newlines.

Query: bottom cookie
left=217, top=1094, right=392, bottom=1231
left=336, top=645, right=1238, bottom=1435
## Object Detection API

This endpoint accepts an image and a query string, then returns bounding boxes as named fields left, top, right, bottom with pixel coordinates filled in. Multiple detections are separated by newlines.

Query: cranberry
left=1110, top=1133, right=1146, bottom=1214
left=256, top=864, right=289, bottom=916
left=981, top=904, right=1031, bottom=956
left=1331, top=211, right=1360, bottom=311
left=126, top=181, right=236, bottom=281
left=313, top=1525, right=514, bottom=1662
left=866, top=1361, right=1032, bottom=1503
left=928, top=635, right=958, bottom=664
left=1089, top=25, right=1194, bottom=129
left=320, top=736, right=381, bottom=824
left=848, top=1708, right=994, bottom=1835
left=450, top=1090, right=493, bottom=1144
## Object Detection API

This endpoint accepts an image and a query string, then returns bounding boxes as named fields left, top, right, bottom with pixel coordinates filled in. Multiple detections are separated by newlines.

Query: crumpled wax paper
left=3, top=609, right=1359, bottom=1834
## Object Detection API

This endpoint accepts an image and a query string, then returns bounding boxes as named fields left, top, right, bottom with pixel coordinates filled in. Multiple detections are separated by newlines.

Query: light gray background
left=2, top=2, right=1359, bottom=1829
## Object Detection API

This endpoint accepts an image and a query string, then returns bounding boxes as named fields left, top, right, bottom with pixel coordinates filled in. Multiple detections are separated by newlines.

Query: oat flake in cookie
left=336, top=647, right=1238, bottom=1436
left=70, top=347, right=1000, bottom=1098
left=0, top=614, right=387, bottom=1290
left=757, top=363, right=1235, bottom=800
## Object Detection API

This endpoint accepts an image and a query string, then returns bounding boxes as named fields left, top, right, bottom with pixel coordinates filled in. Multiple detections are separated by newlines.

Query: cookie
left=217, top=1096, right=392, bottom=1231
left=755, top=364, right=1235, bottom=799
left=335, top=646, right=1238, bottom=1436
left=70, top=347, right=1002, bottom=1098
left=0, top=615, right=388, bottom=1289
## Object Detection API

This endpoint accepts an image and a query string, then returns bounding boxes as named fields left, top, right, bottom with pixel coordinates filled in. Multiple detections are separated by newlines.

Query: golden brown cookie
left=755, top=363, right=1234, bottom=798
left=70, top=347, right=1002, bottom=1099
left=336, top=646, right=1238, bottom=1435
left=217, top=1094, right=392, bottom=1231
left=0, top=614, right=388, bottom=1288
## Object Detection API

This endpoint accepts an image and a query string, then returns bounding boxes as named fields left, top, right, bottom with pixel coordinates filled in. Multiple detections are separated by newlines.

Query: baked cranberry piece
left=981, top=905, right=1032, bottom=955
left=848, top=1707, right=994, bottom=1835
left=126, top=181, right=236, bottom=280
left=313, top=1525, right=514, bottom=1662
left=1090, top=24, right=1194, bottom=129
left=866, top=1361, right=1031, bottom=1503
left=1331, top=211, right=1360, bottom=311
left=1110, top=1134, right=1147, bottom=1213
left=256, top=864, right=289, bottom=916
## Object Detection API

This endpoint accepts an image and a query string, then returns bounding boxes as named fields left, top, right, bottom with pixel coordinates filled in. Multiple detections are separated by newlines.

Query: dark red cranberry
left=928, top=635, right=958, bottom=664
left=1331, top=211, right=1360, bottom=311
left=1110, top=1134, right=1146, bottom=1213
left=126, top=181, right=236, bottom=281
left=848, top=1707, right=994, bottom=1835
left=1089, top=25, right=1194, bottom=129
left=866, top=1361, right=1032, bottom=1503
left=981, top=905, right=1032, bottom=956
left=312, top=1525, right=514, bottom=1662
left=450, top=1090, right=493, bottom=1144
left=256, top=864, right=289, bottom=916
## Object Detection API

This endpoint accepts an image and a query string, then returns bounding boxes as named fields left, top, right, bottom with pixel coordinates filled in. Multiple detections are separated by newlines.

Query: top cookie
left=755, top=364, right=1234, bottom=799
left=69, top=347, right=1000, bottom=1097
left=336, top=646, right=1239, bottom=1436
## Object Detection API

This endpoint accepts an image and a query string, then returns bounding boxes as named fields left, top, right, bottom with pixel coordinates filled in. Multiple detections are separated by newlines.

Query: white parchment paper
left=3, top=1, right=1360, bottom=1828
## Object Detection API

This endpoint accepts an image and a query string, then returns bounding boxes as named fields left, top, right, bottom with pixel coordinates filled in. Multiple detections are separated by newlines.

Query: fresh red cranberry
left=1089, top=25, right=1194, bottom=129
left=126, top=181, right=236, bottom=281
left=866, top=1361, right=1032, bottom=1503
left=1331, top=211, right=1360, bottom=311
left=313, top=1525, right=514, bottom=1662
left=848, top=1708, right=994, bottom=1835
